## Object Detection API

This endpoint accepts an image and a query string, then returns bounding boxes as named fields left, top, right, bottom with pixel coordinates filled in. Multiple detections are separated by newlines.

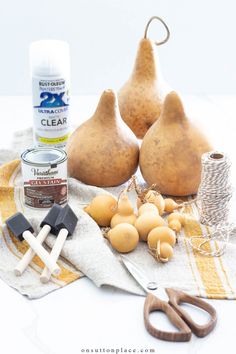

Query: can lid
left=30, top=40, right=70, bottom=77
left=21, top=148, right=67, bottom=167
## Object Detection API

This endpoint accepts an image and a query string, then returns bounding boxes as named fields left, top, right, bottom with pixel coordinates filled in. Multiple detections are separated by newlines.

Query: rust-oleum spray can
left=30, top=40, right=70, bottom=148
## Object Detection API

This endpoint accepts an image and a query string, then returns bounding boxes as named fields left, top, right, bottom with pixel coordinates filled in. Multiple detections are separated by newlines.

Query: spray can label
left=32, top=77, right=70, bottom=148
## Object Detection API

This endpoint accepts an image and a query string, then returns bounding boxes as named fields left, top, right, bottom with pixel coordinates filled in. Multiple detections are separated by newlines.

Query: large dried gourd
left=67, top=90, right=139, bottom=187
left=118, top=17, right=170, bottom=138
left=140, top=91, right=212, bottom=196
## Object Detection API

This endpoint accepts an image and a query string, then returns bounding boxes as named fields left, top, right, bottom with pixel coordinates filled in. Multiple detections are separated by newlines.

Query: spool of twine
left=188, top=151, right=234, bottom=257
left=198, top=151, right=233, bottom=226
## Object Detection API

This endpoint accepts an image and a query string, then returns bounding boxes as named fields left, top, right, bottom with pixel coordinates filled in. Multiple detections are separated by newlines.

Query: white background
left=1, top=1, right=236, bottom=354
left=0, top=0, right=235, bottom=95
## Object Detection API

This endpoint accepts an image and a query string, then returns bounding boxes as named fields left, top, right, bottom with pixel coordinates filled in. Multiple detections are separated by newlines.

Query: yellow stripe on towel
left=183, top=203, right=227, bottom=299
left=0, top=159, right=20, bottom=186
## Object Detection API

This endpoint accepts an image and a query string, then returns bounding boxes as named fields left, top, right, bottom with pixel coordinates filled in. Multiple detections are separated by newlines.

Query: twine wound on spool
left=188, top=151, right=234, bottom=257
left=198, top=152, right=233, bottom=225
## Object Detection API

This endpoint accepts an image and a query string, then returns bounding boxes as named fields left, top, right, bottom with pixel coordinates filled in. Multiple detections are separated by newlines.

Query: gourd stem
left=144, top=16, right=170, bottom=46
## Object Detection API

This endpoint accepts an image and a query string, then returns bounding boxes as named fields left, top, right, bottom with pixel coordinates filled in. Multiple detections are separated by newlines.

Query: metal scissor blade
left=120, top=255, right=154, bottom=293
left=120, top=255, right=169, bottom=302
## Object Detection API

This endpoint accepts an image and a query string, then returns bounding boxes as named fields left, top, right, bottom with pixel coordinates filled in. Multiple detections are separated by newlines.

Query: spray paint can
left=30, top=40, right=70, bottom=148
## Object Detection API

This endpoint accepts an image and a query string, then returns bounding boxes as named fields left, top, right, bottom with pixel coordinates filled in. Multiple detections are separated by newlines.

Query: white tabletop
left=0, top=95, right=236, bottom=354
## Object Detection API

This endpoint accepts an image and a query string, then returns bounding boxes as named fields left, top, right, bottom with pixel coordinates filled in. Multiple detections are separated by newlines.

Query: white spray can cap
left=30, top=40, right=70, bottom=77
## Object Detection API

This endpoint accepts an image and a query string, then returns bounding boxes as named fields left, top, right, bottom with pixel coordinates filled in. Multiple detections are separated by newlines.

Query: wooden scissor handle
left=144, top=293, right=192, bottom=342
left=166, top=288, right=217, bottom=337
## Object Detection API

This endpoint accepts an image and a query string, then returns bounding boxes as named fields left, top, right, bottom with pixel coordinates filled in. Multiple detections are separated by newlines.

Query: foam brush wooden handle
left=40, top=228, right=68, bottom=283
left=14, top=225, right=51, bottom=276
left=166, top=288, right=217, bottom=337
left=144, top=293, right=192, bottom=342
left=22, top=230, right=60, bottom=276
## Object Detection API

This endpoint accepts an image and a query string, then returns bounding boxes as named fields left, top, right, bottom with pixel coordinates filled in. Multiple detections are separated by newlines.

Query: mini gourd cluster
left=84, top=185, right=186, bottom=263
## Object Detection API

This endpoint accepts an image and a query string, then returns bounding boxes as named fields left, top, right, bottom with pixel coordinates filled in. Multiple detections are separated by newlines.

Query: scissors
left=120, top=255, right=217, bottom=342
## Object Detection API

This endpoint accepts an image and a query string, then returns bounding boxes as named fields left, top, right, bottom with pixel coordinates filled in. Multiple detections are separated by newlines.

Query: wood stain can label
left=21, top=148, right=68, bottom=209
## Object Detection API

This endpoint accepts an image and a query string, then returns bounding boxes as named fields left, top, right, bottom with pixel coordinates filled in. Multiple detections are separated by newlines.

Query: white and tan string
left=198, top=152, right=233, bottom=225
left=186, top=151, right=234, bottom=257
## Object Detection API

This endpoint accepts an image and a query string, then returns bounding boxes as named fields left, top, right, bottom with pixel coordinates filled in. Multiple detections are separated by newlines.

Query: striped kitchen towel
left=0, top=128, right=236, bottom=299
left=0, top=157, right=146, bottom=298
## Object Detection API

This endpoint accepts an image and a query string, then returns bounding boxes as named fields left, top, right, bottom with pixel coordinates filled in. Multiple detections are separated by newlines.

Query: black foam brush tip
left=6, top=212, right=34, bottom=241
left=40, top=204, right=62, bottom=235
left=55, top=205, right=78, bottom=236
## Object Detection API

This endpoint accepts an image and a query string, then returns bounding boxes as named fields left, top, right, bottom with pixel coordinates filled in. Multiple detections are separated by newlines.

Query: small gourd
left=107, top=223, right=139, bottom=253
left=159, top=242, right=174, bottom=260
left=144, top=190, right=165, bottom=215
left=150, top=241, right=173, bottom=263
left=84, top=194, right=117, bottom=227
left=148, top=226, right=175, bottom=263
left=164, top=198, right=180, bottom=213
left=135, top=212, right=165, bottom=241
left=137, top=190, right=165, bottom=215
left=110, top=194, right=137, bottom=228
left=167, top=212, right=185, bottom=226
left=147, top=226, right=176, bottom=248
left=168, top=219, right=182, bottom=233
left=138, top=202, right=159, bottom=216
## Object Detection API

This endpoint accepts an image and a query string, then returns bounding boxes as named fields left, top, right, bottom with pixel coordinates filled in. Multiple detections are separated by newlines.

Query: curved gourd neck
left=159, top=92, right=187, bottom=125
left=132, top=38, right=158, bottom=80
left=93, top=90, right=118, bottom=124
left=118, top=195, right=133, bottom=216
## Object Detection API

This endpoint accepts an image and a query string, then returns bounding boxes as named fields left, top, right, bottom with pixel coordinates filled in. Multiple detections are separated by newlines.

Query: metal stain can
left=21, top=147, right=68, bottom=209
